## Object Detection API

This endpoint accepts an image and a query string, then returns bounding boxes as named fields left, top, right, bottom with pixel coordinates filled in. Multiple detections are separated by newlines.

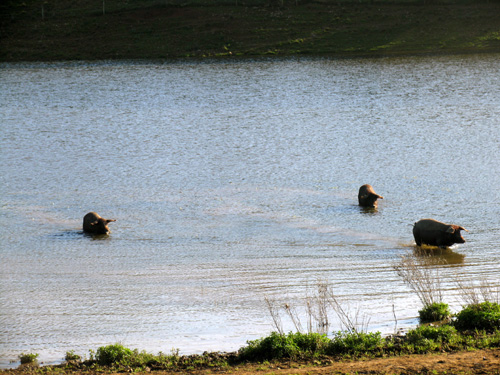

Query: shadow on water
left=325, top=204, right=380, bottom=216
left=358, top=206, right=380, bottom=215
left=413, top=245, right=465, bottom=266
left=51, top=230, right=112, bottom=241
left=84, top=233, right=112, bottom=241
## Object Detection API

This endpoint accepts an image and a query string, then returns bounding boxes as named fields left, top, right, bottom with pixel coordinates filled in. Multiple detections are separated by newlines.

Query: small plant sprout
left=419, top=302, right=451, bottom=323
left=65, top=350, right=81, bottom=362
left=19, top=352, right=39, bottom=365
left=95, top=343, right=133, bottom=366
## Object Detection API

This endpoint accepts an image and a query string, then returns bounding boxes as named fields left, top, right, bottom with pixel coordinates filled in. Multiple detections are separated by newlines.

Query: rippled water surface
left=1, top=55, right=499, bottom=367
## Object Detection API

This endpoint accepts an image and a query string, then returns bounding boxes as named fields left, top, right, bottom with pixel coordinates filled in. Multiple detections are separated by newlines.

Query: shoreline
left=2, top=348, right=500, bottom=374
left=2, top=49, right=499, bottom=68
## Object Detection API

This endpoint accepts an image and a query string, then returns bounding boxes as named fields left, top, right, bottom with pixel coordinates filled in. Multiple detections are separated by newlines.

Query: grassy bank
left=3, top=302, right=500, bottom=374
left=1, top=0, right=500, bottom=61
left=4, top=328, right=500, bottom=374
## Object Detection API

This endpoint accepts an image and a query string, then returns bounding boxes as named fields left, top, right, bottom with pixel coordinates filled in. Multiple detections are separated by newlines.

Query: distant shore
left=1, top=1, right=500, bottom=62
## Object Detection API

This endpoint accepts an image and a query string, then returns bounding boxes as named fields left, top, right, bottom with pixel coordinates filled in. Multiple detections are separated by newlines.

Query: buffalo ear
left=446, top=226, right=455, bottom=233
left=106, top=219, right=116, bottom=223
left=459, top=226, right=468, bottom=232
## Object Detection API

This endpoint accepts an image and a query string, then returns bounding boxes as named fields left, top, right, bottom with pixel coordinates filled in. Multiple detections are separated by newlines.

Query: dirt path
left=278, top=349, right=500, bottom=375
left=162, top=349, right=500, bottom=375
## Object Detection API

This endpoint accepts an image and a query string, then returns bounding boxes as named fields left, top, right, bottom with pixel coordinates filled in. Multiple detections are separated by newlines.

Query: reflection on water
left=413, top=246, right=466, bottom=266
left=1, top=54, right=499, bottom=368
left=359, top=206, right=381, bottom=215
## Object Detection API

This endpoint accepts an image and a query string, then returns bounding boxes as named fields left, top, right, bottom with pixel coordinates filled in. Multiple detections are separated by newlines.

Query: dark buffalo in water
left=83, top=212, right=116, bottom=234
left=358, top=184, right=383, bottom=208
left=413, top=218, right=468, bottom=248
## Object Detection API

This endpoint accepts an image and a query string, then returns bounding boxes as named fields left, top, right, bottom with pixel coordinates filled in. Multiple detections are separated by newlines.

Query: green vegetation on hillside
left=1, top=0, right=500, bottom=61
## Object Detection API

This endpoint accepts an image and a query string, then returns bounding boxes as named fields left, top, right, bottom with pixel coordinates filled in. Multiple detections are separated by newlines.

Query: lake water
left=1, top=54, right=499, bottom=368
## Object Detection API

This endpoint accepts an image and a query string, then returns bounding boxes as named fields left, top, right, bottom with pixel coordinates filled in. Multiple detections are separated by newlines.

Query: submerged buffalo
left=358, top=184, right=383, bottom=208
left=413, top=218, right=468, bottom=248
left=83, top=212, right=116, bottom=234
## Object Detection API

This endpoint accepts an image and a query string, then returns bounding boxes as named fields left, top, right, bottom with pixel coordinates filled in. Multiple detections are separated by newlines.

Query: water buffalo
left=83, top=212, right=116, bottom=234
left=358, top=184, right=383, bottom=208
left=413, top=218, right=468, bottom=248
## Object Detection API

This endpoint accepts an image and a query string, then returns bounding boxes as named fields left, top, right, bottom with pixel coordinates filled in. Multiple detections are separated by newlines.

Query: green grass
left=1, top=0, right=500, bottom=61
left=419, top=302, right=452, bottom=323
left=10, top=327, right=500, bottom=372
left=18, top=352, right=38, bottom=365
left=238, top=326, right=500, bottom=362
left=238, top=332, right=330, bottom=361
left=64, top=350, right=81, bottom=362
left=95, top=344, right=133, bottom=366
left=404, top=325, right=459, bottom=353
left=454, top=302, right=500, bottom=332
left=65, top=346, right=234, bottom=372
left=327, top=331, right=384, bottom=356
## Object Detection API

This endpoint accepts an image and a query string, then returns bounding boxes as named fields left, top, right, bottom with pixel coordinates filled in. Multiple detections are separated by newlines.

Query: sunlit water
left=1, top=55, right=499, bottom=368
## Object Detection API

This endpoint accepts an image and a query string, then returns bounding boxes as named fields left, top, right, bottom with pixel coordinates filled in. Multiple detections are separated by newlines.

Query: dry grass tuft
left=393, top=250, right=444, bottom=308
left=454, top=276, right=500, bottom=306
left=265, top=280, right=369, bottom=335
